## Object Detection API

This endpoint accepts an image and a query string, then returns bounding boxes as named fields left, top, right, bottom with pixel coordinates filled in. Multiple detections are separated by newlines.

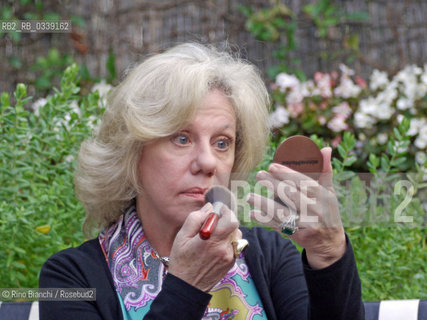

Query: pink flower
left=314, top=72, right=324, bottom=82
left=315, top=73, right=332, bottom=98
left=355, top=76, right=367, bottom=89
left=327, top=115, right=349, bottom=132
left=331, top=71, right=339, bottom=80
left=331, top=135, right=342, bottom=147
left=288, top=103, right=304, bottom=117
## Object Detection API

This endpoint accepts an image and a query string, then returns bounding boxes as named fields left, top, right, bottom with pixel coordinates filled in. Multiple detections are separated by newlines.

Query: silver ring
left=279, top=214, right=299, bottom=236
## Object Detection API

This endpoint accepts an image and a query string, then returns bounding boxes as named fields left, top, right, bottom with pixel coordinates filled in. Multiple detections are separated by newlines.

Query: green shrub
left=0, top=64, right=104, bottom=288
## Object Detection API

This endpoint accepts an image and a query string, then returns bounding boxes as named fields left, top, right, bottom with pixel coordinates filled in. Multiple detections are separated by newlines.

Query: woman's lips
left=180, top=187, right=208, bottom=202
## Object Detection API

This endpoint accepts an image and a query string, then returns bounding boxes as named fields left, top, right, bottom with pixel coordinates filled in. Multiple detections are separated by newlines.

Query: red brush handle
left=199, top=212, right=219, bottom=240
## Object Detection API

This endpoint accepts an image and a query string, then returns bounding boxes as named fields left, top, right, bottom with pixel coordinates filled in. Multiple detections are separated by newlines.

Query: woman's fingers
left=215, top=203, right=239, bottom=235
left=169, top=203, right=240, bottom=292
left=179, top=202, right=213, bottom=238
left=318, top=147, right=334, bottom=190
left=250, top=157, right=342, bottom=231
left=266, top=163, right=321, bottom=188
left=248, top=147, right=346, bottom=268
left=247, top=192, right=317, bottom=229
left=247, top=193, right=290, bottom=224
left=249, top=209, right=281, bottom=230
left=256, top=173, right=323, bottom=215
left=258, top=167, right=321, bottom=199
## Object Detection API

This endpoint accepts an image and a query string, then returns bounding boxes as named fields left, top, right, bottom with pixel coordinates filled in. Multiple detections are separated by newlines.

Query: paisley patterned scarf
left=99, top=205, right=267, bottom=320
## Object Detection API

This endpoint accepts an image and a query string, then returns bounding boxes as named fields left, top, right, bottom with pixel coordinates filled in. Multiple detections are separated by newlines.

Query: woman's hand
left=247, top=147, right=346, bottom=269
left=168, top=202, right=241, bottom=292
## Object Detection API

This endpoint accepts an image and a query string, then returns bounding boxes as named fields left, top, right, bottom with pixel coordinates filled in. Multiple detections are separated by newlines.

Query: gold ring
left=231, top=239, right=249, bottom=258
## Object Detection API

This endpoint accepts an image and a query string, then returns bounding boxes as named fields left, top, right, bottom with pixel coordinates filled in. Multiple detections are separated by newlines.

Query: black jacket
left=39, top=227, right=364, bottom=319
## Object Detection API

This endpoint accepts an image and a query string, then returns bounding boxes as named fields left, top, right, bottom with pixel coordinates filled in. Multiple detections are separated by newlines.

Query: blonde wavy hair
left=76, top=43, right=270, bottom=237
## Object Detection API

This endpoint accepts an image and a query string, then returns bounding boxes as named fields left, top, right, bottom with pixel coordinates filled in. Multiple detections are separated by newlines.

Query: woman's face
left=137, top=89, right=236, bottom=229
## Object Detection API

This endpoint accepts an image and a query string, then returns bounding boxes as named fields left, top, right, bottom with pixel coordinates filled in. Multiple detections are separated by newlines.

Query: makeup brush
left=199, top=186, right=236, bottom=240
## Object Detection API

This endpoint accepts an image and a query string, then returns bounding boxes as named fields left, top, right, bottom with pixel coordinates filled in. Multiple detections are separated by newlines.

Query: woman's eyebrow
left=185, top=122, right=236, bottom=132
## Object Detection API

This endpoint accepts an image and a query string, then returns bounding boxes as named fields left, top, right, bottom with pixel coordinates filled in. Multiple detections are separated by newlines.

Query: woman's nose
left=191, top=142, right=217, bottom=176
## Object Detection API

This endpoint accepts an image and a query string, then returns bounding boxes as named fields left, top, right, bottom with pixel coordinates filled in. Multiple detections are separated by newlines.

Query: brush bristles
left=204, top=186, right=236, bottom=213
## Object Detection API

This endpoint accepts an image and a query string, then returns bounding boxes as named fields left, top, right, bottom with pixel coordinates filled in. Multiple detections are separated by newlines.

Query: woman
left=39, top=43, right=363, bottom=319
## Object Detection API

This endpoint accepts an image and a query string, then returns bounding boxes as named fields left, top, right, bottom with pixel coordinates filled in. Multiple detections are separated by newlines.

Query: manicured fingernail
left=256, top=170, right=268, bottom=179
left=269, top=163, right=280, bottom=171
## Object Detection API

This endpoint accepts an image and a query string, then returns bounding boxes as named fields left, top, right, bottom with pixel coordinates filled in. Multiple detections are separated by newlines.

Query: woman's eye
left=215, top=138, right=232, bottom=150
left=172, top=134, right=190, bottom=145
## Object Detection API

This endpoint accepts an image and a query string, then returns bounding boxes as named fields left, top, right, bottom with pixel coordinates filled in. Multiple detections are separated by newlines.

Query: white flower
left=414, top=126, right=427, bottom=149
left=394, top=66, right=414, bottom=83
left=412, top=65, right=423, bottom=76
left=421, top=66, right=427, bottom=86
left=376, top=101, right=394, bottom=120
left=415, top=151, right=426, bottom=165
left=369, top=69, right=389, bottom=91
left=359, top=97, right=393, bottom=121
left=86, top=115, right=100, bottom=131
left=64, top=155, right=75, bottom=163
left=396, top=98, right=413, bottom=110
left=92, top=80, right=113, bottom=96
left=68, top=100, right=81, bottom=117
left=394, top=66, right=420, bottom=101
left=23, top=131, right=33, bottom=144
left=415, top=138, right=427, bottom=150
left=92, top=80, right=113, bottom=106
left=316, top=74, right=332, bottom=98
left=299, top=80, right=315, bottom=97
left=276, top=73, right=299, bottom=90
left=377, top=133, right=388, bottom=144
left=354, top=111, right=375, bottom=129
left=332, top=102, right=352, bottom=119
left=31, top=98, right=47, bottom=116
left=334, top=76, right=361, bottom=98
left=408, top=118, right=426, bottom=136
left=269, top=106, right=290, bottom=128
left=286, top=87, right=304, bottom=105
left=359, top=97, right=378, bottom=117
left=422, top=166, right=427, bottom=182
left=417, top=82, right=427, bottom=99
left=396, top=141, right=409, bottom=153
left=358, top=133, right=367, bottom=141
left=327, top=115, right=348, bottom=132
left=339, top=64, right=355, bottom=76
left=378, top=82, right=398, bottom=104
